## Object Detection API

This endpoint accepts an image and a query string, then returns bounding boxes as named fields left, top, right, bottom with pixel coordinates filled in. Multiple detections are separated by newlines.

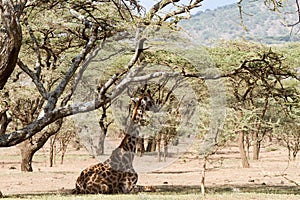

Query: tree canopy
left=0, top=0, right=204, bottom=146
left=0, top=0, right=299, bottom=151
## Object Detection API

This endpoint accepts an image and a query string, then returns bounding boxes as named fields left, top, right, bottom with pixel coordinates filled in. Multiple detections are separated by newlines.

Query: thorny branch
left=287, top=0, right=300, bottom=27
left=147, top=0, right=203, bottom=23
left=17, top=60, right=48, bottom=99
left=23, top=17, right=43, bottom=76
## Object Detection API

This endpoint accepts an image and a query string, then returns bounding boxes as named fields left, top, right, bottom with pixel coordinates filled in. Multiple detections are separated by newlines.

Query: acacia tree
left=0, top=0, right=203, bottom=147
left=273, top=82, right=300, bottom=160
left=208, top=42, right=299, bottom=167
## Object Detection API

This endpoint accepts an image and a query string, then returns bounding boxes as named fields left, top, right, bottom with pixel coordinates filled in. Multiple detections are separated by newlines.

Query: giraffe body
left=74, top=133, right=139, bottom=194
left=73, top=90, right=155, bottom=194
left=74, top=161, right=138, bottom=194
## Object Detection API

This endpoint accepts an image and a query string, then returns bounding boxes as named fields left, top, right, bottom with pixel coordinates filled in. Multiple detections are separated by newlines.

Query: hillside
left=180, top=0, right=300, bottom=44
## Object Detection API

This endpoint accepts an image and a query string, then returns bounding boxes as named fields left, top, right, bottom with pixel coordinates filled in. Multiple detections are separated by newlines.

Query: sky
left=200, top=0, right=238, bottom=11
left=140, top=0, right=239, bottom=14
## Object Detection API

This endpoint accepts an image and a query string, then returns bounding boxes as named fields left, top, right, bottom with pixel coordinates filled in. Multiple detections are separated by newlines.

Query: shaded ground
left=0, top=138, right=300, bottom=196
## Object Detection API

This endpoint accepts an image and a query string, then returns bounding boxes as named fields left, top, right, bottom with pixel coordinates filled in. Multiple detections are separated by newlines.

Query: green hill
left=180, top=0, right=300, bottom=44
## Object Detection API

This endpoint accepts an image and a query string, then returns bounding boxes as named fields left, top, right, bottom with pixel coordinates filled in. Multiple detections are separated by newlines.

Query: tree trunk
left=0, top=108, right=11, bottom=135
left=292, top=137, right=300, bottom=161
left=20, top=140, right=34, bottom=172
left=157, top=133, right=162, bottom=162
left=61, top=143, right=67, bottom=165
left=151, top=138, right=157, bottom=151
left=287, top=143, right=291, bottom=161
left=163, top=144, right=168, bottom=162
left=96, top=133, right=106, bottom=156
left=146, top=136, right=156, bottom=152
left=20, top=120, right=63, bottom=171
left=252, top=131, right=260, bottom=160
left=238, top=131, right=250, bottom=168
left=163, top=135, right=168, bottom=162
left=136, top=137, right=145, bottom=157
left=49, top=136, right=56, bottom=167
left=0, top=2, right=23, bottom=89
left=97, top=106, right=110, bottom=156
left=200, top=156, right=208, bottom=199
left=245, top=133, right=250, bottom=159
left=292, top=150, right=297, bottom=161
left=21, top=151, right=34, bottom=172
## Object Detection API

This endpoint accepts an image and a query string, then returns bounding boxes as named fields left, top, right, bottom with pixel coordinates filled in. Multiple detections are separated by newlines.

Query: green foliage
left=206, top=40, right=300, bottom=158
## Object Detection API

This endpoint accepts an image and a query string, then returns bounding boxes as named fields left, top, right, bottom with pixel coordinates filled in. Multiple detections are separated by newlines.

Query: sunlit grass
left=3, top=193, right=300, bottom=200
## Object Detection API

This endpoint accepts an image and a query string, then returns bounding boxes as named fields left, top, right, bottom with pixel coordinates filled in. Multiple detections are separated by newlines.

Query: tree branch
left=17, top=59, right=48, bottom=99
left=147, top=0, right=180, bottom=20
left=0, top=97, right=108, bottom=147
left=45, top=22, right=99, bottom=112
left=287, top=0, right=300, bottom=27
left=161, top=0, right=203, bottom=22
left=98, top=36, right=147, bottom=96
left=24, top=17, right=43, bottom=76
left=62, top=39, right=105, bottom=106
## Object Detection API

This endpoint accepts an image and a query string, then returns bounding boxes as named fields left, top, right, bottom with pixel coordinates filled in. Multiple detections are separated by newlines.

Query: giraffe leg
left=134, top=185, right=156, bottom=193
left=119, top=172, right=138, bottom=193
left=100, top=184, right=110, bottom=194
left=86, top=181, right=110, bottom=194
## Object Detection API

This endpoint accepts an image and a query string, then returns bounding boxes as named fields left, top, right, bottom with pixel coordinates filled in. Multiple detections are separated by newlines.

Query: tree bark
left=0, top=1, right=23, bottom=89
left=157, top=133, right=162, bottom=162
left=146, top=136, right=156, bottom=152
left=96, top=133, right=106, bottom=155
left=238, top=131, right=250, bottom=168
left=252, top=131, right=260, bottom=160
left=163, top=134, right=168, bottom=162
left=0, top=108, right=11, bottom=135
left=60, top=144, right=67, bottom=165
left=200, top=156, right=208, bottom=199
left=136, top=137, right=145, bottom=157
left=20, top=140, right=34, bottom=172
left=19, top=120, right=62, bottom=171
left=49, top=135, right=57, bottom=167
left=97, top=105, right=110, bottom=155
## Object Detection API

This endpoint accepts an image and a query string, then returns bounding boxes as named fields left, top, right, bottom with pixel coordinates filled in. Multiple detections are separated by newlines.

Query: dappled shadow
left=154, top=184, right=300, bottom=195
left=2, top=184, right=300, bottom=198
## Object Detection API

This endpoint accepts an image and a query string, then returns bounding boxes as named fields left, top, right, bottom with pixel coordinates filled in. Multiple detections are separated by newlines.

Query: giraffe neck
left=106, top=92, right=152, bottom=172
left=107, top=123, right=139, bottom=171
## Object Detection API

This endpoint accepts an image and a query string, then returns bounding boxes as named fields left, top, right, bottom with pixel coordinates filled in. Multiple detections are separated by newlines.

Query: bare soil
left=0, top=138, right=300, bottom=196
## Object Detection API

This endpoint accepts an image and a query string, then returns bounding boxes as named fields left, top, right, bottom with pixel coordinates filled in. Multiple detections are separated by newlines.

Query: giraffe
left=72, top=90, right=155, bottom=194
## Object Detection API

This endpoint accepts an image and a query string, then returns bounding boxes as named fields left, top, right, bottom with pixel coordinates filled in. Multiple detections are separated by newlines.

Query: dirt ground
left=0, top=137, right=300, bottom=196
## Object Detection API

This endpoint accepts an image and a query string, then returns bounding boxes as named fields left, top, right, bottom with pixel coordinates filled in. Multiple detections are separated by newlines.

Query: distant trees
left=208, top=41, right=299, bottom=167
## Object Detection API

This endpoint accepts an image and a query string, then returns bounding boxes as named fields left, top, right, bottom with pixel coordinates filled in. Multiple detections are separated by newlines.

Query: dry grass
left=1, top=144, right=300, bottom=198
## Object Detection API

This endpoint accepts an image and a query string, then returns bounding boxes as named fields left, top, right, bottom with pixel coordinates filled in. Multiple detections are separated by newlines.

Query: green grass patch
left=3, top=193, right=300, bottom=200
left=266, top=147, right=279, bottom=152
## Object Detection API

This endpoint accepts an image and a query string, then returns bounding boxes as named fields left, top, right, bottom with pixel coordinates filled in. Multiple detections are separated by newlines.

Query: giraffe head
left=116, top=89, right=156, bottom=153
left=131, top=89, right=156, bottom=125
left=116, top=89, right=156, bottom=154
